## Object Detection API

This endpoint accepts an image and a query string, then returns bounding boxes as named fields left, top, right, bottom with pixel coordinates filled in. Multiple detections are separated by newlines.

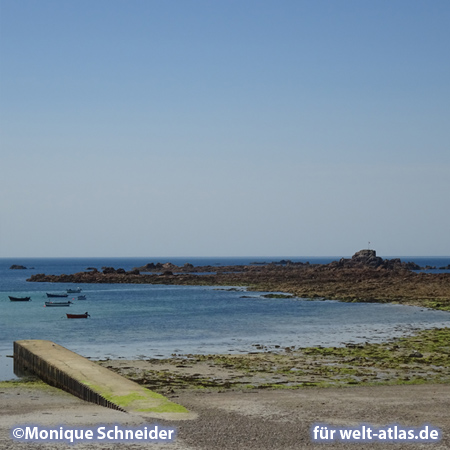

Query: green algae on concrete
left=14, top=339, right=194, bottom=420
left=81, top=382, right=189, bottom=414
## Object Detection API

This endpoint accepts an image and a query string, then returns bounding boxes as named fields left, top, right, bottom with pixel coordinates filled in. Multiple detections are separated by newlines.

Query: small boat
left=45, top=301, right=72, bottom=307
left=9, top=296, right=31, bottom=302
left=67, top=287, right=82, bottom=294
left=66, top=312, right=90, bottom=319
left=77, top=295, right=86, bottom=300
left=46, top=293, right=69, bottom=298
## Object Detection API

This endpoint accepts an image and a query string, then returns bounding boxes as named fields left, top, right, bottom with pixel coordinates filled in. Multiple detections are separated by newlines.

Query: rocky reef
left=27, top=250, right=450, bottom=310
left=330, top=249, right=422, bottom=270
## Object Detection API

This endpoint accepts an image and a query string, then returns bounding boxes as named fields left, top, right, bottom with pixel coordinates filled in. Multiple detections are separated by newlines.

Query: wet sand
left=97, top=327, right=450, bottom=392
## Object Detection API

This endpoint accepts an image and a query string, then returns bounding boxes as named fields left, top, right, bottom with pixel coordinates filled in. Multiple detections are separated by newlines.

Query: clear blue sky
left=1, top=0, right=449, bottom=257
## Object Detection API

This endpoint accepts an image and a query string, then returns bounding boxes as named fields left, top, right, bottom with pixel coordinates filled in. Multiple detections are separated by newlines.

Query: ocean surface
left=1, top=256, right=449, bottom=381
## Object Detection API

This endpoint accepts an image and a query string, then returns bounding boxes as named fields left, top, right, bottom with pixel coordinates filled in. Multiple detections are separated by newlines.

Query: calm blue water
left=1, top=256, right=449, bottom=381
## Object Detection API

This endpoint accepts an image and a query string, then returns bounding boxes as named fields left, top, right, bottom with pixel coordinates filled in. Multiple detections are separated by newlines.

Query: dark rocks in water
left=402, top=261, right=422, bottom=270
left=139, top=263, right=156, bottom=271
left=329, top=249, right=423, bottom=271
left=10, top=264, right=27, bottom=270
left=102, top=267, right=128, bottom=275
left=262, top=293, right=294, bottom=299
left=25, top=250, right=450, bottom=311
left=330, top=250, right=383, bottom=269
left=439, top=264, right=450, bottom=270
left=351, top=249, right=384, bottom=268
left=252, top=260, right=309, bottom=266
left=134, top=262, right=180, bottom=272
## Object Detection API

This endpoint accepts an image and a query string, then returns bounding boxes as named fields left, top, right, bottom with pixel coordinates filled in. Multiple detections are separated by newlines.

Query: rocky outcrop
left=349, top=249, right=384, bottom=268
left=25, top=250, right=450, bottom=309
left=329, top=250, right=422, bottom=271
left=10, top=265, right=27, bottom=270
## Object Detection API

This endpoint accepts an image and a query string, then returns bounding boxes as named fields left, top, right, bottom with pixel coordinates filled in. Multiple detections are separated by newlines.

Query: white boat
left=45, top=301, right=72, bottom=307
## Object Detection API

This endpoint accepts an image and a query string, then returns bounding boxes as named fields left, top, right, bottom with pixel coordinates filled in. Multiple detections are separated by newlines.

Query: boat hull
left=9, top=296, right=31, bottom=302
left=66, top=313, right=89, bottom=319
left=67, top=288, right=82, bottom=294
left=45, top=301, right=72, bottom=307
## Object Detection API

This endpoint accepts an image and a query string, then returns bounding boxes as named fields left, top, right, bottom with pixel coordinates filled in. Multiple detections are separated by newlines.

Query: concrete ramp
left=14, top=340, right=195, bottom=420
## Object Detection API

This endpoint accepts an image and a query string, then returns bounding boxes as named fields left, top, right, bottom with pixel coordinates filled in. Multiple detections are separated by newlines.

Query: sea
left=1, top=256, right=449, bottom=381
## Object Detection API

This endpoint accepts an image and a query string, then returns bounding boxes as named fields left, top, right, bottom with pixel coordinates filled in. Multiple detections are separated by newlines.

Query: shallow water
left=1, top=257, right=449, bottom=381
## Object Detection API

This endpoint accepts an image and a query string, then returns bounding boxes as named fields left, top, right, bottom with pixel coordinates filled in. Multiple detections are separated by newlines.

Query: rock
left=9, top=265, right=27, bottom=270
left=351, top=249, right=384, bottom=268
left=403, top=261, right=422, bottom=270
left=409, top=351, right=423, bottom=358
left=23, top=250, right=450, bottom=312
left=330, top=250, right=423, bottom=271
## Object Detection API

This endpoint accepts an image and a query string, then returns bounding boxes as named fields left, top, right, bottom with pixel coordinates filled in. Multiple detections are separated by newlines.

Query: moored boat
left=67, top=287, right=82, bottom=294
left=9, top=296, right=31, bottom=302
left=46, top=293, right=69, bottom=298
left=45, top=301, right=72, bottom=307
left=66, top=312, right=90, bottom=319
left=77, top=295, right=87, bottom=300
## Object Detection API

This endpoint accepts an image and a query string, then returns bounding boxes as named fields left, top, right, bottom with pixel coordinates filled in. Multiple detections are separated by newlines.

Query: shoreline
left=94, top=326, right=450, bottom=394
left=4, top=326, right=449, bottom=391
left=2, top=324, right=449, bottom=448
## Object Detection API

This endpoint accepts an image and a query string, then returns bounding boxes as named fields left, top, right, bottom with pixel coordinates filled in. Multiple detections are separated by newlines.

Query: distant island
left=27, top=250, right=450, bottom=311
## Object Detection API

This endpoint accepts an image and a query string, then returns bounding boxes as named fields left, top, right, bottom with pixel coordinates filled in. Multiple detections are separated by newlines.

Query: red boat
left=66, top=312, right=90, bottom=319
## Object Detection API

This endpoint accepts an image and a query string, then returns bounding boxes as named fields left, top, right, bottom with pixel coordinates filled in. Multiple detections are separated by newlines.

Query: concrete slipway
left=14, top=339, right=195, bottom=420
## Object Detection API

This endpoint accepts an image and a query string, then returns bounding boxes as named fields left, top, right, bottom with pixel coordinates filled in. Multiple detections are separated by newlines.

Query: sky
left=0, top=0, right=449, bottom=258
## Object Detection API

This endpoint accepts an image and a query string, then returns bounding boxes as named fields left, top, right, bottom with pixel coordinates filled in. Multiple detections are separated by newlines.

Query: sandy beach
left=1, top=381, right=449, bottom=449
left=2, top=326, right=450, bottom=449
